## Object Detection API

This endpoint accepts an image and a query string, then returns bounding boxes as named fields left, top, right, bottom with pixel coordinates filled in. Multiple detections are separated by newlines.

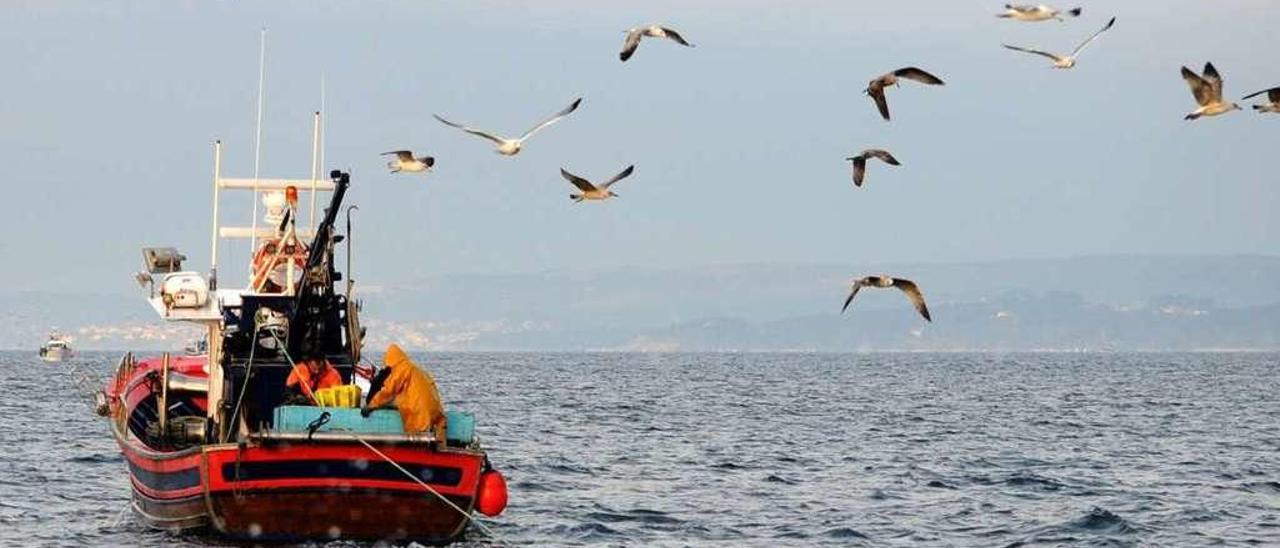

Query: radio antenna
left=312, top=73, right=326, bottom=230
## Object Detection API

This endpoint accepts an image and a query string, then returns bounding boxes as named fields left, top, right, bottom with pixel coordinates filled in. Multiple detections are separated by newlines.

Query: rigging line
left=353, top=436, right=512, bottom=547
left=68, top=360, right=105, bottom=414
left=103, top=500, right=133, bottom=530
left=267, top=330, right=319, bottom=404
left=222, top=321, right=262, bottom=444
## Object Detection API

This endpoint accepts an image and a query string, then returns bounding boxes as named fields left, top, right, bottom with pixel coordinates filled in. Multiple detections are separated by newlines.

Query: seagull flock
left=380, top=3, right=1276, bottom=327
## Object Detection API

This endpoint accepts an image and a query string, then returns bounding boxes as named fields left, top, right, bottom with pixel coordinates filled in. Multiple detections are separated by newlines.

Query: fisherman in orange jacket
left=283, top=350, right=343, bottom=405
left=361, top=344, right=446, bottom=440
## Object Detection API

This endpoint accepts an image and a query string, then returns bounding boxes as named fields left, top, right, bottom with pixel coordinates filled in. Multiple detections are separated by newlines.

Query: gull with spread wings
left=839, top=274, right=931, bottom=321
left=1180, top=63, right=1240, bottom=120
left=1003, top=17, right=1115, bottom=69
left=842, top=275, right=932, bottom=322
left=434, top=97, right=583, bottom=156
left=845, top=149, right=900, bottom=187
left=562, top=165, right=635, bottom=202
left=381, top=150, right=435, bottom=173
left=620, top=25, right=693, bottom=62
left=997, top=4, right=1082, bottom=22
left=1241, top=86, right=1280, bottom=113
left=865, top=67, right=945, bottom=121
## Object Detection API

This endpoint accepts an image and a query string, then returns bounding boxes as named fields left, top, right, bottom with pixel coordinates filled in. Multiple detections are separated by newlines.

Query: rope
left=353, top=436, right=512, bottom=547
left=306, top=411, right=331, bottom=440
left=223, top=320, right=263, bottom=443
left=226, top=316, right=323, bottom=444
left=68, top=359, right=106, bottom=415
left=103, top=500, right=133, bottom=530
left=268, top=331, right=322, bottom=405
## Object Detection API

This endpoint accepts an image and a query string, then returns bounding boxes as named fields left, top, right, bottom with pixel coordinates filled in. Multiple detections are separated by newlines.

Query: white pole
left=210, top=140, right=223, bottom=289
left=250, top=27, right=267, bottom=255
left=318, top=73, right=326, bottom=231
left=309, top=110, right=320, bottom=231
left=207, top=142, right=225, bottom=435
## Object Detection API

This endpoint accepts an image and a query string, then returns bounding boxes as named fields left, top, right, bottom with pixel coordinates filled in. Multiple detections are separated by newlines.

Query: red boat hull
left=107, top=354, right=489, bottom=543
left=117, top=438, right=208, bottom=531
left=203, top=443, right=482, bottom=542
left=109, top=355, right=212, bottom=530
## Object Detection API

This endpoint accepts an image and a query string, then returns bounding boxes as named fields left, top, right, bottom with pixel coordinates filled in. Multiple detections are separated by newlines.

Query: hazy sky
left=2, top=1, right=1277, bottom=292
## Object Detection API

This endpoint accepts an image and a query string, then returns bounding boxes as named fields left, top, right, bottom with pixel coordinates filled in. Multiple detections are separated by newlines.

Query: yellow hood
left=370, top=343, right=446, bottom=437
left=384, top=343, right=410, bottom=368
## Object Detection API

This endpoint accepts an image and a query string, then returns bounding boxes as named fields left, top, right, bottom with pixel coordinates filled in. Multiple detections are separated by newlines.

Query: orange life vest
left=285, top=361, right=343, bottom=403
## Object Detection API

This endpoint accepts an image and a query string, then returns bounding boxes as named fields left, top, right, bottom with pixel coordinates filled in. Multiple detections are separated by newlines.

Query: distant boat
left=183, top=336, right=207, bottom=356
left=38, top=332, right=73, bottom=362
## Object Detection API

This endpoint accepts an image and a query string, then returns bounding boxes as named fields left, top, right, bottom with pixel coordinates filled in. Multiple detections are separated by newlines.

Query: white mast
left=250, top=27, right=267, bottom=253
left=315, top=74, right=326, bottom=231
left=210, top=140, right=223, bottom=288
left=309, top=110, right=320, bottom=230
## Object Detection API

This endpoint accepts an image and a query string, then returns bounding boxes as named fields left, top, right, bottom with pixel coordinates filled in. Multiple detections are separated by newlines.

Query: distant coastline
left=5, top=254, right=1278, bottom=352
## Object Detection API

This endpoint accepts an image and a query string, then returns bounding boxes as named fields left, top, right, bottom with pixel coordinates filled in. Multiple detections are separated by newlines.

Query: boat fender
left=476, top=470, right=508, bottom=517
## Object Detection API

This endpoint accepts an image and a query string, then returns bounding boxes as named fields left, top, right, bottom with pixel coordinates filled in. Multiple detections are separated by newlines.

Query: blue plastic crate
left=446, top=410, right=475, bottom=444
left=273, top=405, right=405, bottom=434
left=274, top=406, right=477, bottom=442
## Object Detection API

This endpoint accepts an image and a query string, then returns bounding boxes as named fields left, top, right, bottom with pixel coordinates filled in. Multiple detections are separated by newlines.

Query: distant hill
left=4, top=255, right=1279, bottom=351
left=376, top=254, right=1280, bottom=321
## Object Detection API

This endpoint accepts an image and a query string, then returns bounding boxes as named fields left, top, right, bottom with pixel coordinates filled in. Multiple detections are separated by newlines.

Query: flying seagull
left=434, top=98, right=583, bottom=156
left=997, top=4, right=1083, bottom=22
left=1003, top=16, right=1115, bottom=69
left=865, top=67, right=945, bottom=121
left=1180, top=63, right=1240, bottom=120
left=620, top=25, right=693, bottom=62
left=842, top=275, right=932, bottom=322
left=1241, top=86, right=1280, bottom=113
left=381, top=150, right=435, bottom=173
left=562, top=165, right=635, bottom=202
left=845, top=149, right=900, bottom=187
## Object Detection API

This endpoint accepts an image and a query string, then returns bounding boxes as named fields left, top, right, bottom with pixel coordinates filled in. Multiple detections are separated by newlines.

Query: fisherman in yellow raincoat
left=361, top=344, right=446, bottom=440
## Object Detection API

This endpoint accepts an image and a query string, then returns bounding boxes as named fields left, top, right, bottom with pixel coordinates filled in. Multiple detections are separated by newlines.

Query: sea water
left=1, top=351, right=1277, bottom=547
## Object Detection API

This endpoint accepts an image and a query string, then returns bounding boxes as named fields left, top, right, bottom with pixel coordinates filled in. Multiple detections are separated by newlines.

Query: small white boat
left=183, top=336, right=208, bottom=356
left=38, top=332, right=73, bottom=362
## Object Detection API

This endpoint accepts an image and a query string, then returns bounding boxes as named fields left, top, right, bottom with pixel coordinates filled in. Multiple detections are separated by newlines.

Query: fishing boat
left=183, top=336, right=207, bottom=356
left=39, top=332, right=73, bottom=362
left=98, top=129, right=507, bottom=543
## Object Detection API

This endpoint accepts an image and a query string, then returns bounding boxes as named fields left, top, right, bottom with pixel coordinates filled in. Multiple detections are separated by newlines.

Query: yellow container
left=315, top=385, right=362, bottom=408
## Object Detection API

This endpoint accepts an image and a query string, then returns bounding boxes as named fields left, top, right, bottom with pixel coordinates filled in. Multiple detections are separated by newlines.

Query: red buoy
left=475, top=470, right=508, bottom=517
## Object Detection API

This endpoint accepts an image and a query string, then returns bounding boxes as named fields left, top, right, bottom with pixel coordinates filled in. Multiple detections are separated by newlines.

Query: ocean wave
left=1066, top=506, right=1138, bottom=535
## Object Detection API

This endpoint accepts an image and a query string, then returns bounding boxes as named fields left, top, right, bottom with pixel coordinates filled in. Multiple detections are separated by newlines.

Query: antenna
left=309, top=110, right=320, bottom=230
left=250, top=27, right=267, bottom=253
left=317, top=73, right=326, bottom=230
